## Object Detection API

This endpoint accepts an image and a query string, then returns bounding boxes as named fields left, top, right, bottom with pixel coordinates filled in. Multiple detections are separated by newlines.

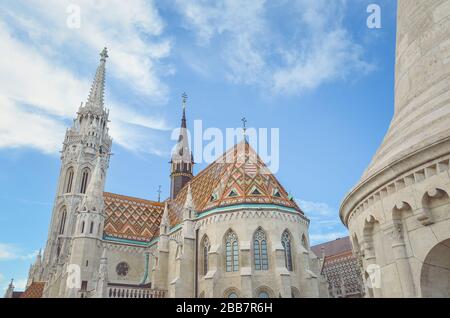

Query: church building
left=21, top=48, right=328, bottom=298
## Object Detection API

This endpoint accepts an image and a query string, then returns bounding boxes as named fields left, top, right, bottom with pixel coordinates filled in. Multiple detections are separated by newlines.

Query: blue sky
left=0, top=0, right=397, bottom=292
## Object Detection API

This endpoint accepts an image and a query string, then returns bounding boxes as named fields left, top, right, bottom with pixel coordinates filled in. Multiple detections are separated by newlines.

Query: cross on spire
left=100, top=47, right=109, bottom=61
left=182, top=92, right=188, bottom=110
left=157, top=185, right=162, bottom=203
left=241, top=117, right=248, bottom=138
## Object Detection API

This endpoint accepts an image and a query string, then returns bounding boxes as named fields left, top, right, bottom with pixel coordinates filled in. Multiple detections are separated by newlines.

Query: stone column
left=362, top=237, right=382, bottom=298
left=204, top=244, right=220, bottom=297
left=385, top=221, right=416, bottom=297
left=274, top=244, right=291, bottom=298
left=239, top=241, right=252, bottom=298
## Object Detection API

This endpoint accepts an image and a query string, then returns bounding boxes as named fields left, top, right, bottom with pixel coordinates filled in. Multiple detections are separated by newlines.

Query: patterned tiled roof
left=169, top=140, right=302, bottom=225
left=103, top=141, right=302, bottom=241
left=20, top=282, right=45, bottom=298
left=311, top=237, right=364, bottom=298
left=103, top=192, right=164, bottom=243
left=311, top=236, right=352, bottom=258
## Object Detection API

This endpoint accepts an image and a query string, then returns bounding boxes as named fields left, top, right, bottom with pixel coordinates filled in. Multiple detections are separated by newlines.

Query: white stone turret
left=4, top=279, right=14, bottom=298
left=27, top=249, right=44, bottom=288
left=341, top=0, right=450, bottom=298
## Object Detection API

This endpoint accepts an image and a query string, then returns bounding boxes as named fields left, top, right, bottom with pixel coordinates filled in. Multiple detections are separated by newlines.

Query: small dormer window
left=273, top=189, right=281, bottom=198
left=251, top=188, right=262, bottom=195
left=228, top=189, right=238, bottom=197
left=210, top=193, right=218, bottom=202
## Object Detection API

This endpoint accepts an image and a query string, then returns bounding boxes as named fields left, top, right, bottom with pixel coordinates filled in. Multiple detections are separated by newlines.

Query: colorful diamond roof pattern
left=169, top=140, right=302, bottom=225
left=103, top=141, right=302, bottom=242
left=103, top=192, right=164, bottom=243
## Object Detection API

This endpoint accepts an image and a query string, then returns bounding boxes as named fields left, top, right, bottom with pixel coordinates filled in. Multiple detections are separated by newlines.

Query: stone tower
left=40, top=48, right=112, bottom=296
left=340, top=1, right=450, bottom=297
left=170, top=93, right=194, bottom=199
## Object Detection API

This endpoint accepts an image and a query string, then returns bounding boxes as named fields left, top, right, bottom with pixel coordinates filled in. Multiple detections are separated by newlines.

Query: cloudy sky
left=0, top=0, right=397, bottom=292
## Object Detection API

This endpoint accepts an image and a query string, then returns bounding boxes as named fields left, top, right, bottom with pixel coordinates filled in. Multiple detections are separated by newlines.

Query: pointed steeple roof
left=184, top=183, right=195, bottom=210
left=86, top=47, right=108, bottom=109
left=161, top=202, right=169, bottom=227
left=172, top=93, right=193, bottom=164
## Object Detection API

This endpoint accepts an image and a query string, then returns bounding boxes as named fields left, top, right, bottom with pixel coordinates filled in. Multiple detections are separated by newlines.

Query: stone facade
left=21, top=48, right=328, bottom=298
left=340, top=0, right=450, bottom=298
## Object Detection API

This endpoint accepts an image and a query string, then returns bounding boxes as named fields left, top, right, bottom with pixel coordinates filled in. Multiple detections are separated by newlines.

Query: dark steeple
left=170, top=93, right=194, bottom=199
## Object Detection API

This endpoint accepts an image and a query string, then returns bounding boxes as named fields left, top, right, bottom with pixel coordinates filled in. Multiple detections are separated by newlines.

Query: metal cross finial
left=182, top=92, right=188, bottom=110
left=100, top=47, right=109, bottom=61
left=241, top=117, right=247, bottom=135
left=157, top=185, right=162, bottom=203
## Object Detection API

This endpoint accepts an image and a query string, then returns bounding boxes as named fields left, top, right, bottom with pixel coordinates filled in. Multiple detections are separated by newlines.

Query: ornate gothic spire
left=86, top=47, right=108, bottom=109
left=170, top=93, right=194, bottom=199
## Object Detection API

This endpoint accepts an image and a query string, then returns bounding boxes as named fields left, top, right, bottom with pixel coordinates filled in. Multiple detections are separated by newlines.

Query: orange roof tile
left=20, top=282, right=45, bottom=298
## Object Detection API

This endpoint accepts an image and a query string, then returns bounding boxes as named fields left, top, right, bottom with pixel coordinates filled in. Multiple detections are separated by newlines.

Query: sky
left=0, top=0, right=397, bottom=292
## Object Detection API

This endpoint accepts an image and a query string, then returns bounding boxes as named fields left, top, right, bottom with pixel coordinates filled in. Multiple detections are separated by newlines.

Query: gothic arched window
left=225, top=230, right=239, bottom=272
left=253, top=228, right=269, bottom=270
left=80, top=168, right=90, bottom=194
left=281, top=230, right=293, bottom=271
left=80, top=221, right=85, bottom=234
left=89, top=221, right=94, bottom=234
left=65, top=168, right=74, bottom=193
left=59, top=208, right=67, bottom=235
left=201, top=236, right=210, bottom=276
left=258, top=291, right=270, bottom=298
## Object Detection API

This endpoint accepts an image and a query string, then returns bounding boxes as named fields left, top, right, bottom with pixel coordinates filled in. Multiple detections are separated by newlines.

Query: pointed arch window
left=281, top=230, right=293, bottom=271
left=254, top=228, right=269, bottom=270
left=59, top=208, right=67, bottom=235
left=80, top=221, right=85, bottom=234
left=201, top=236, right=210, bottom=276
left=80, top=168, right=90, bottom=194
left=65, top=168, right=74, bottom=193
left=89, top=221, right=94, bottom=234
left=225, top=230, right=239, bottom=272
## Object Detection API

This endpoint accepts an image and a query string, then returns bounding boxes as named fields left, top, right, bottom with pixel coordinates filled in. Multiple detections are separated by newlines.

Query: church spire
left=170, top=93, right=194, bottom=199
left=86, top=47, right=108, bottom=109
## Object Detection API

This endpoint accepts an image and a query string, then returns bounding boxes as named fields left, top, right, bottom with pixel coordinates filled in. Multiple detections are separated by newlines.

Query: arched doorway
left=420, top=238, right=450, bottom=297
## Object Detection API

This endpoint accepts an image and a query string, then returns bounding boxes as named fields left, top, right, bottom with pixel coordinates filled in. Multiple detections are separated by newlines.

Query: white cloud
left=0, top=0, right=173, bottom=155
left=298, top=199, right=335, bottom=217
left=0, top=243, right=38, bottom=261
left=175, top=0, right=372, bottom=95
